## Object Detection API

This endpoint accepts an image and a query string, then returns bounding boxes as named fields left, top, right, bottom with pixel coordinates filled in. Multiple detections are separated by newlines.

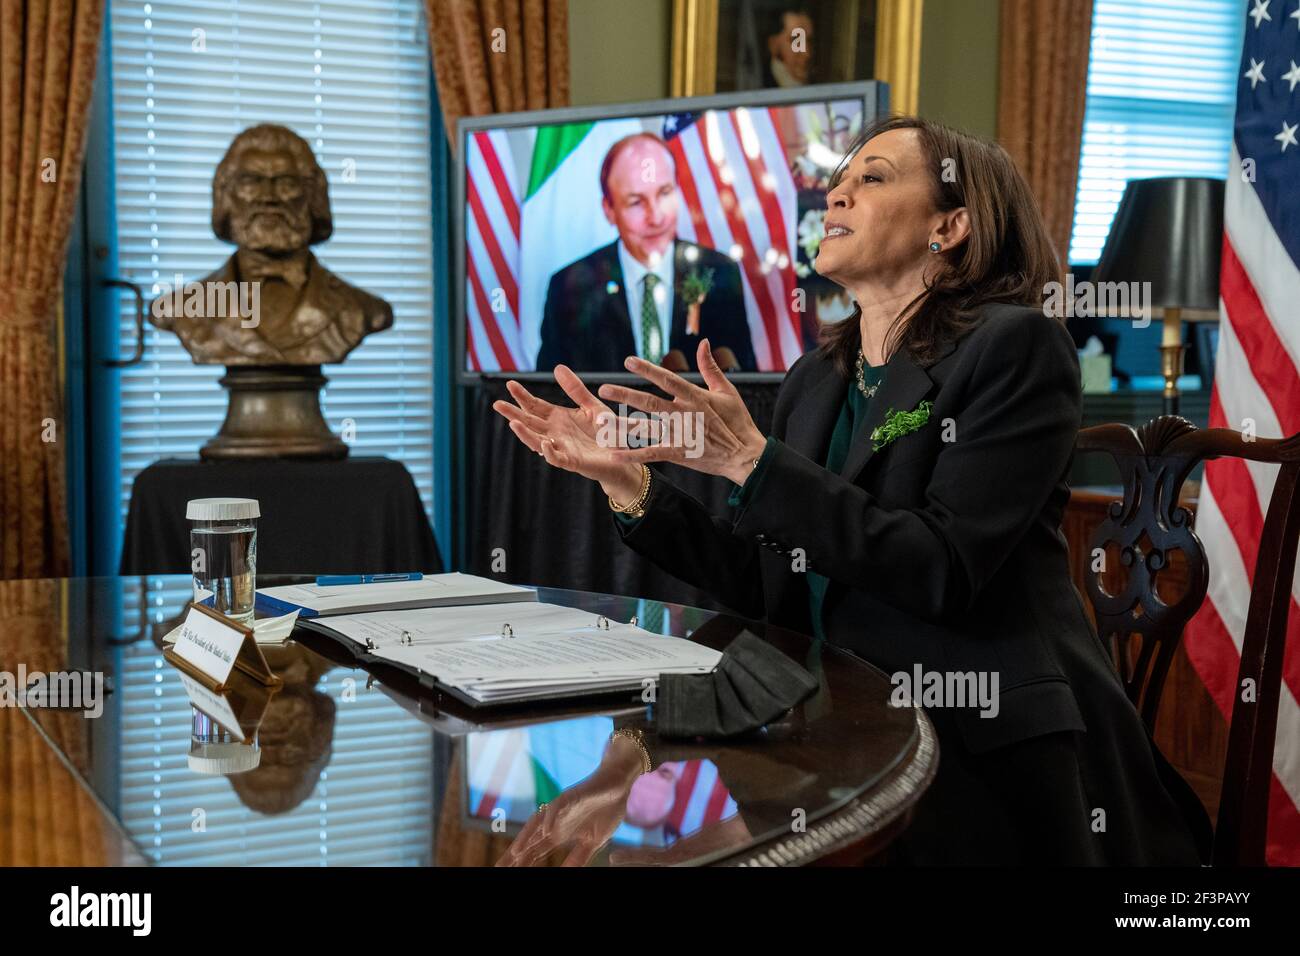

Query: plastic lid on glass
left=186, top=497, right=260, bottom=521
left=187, top=741, right=261, bottom=775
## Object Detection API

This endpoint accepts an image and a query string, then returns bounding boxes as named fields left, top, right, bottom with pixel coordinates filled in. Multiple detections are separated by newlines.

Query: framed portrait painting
left=671, top=0, right=923, bottom=113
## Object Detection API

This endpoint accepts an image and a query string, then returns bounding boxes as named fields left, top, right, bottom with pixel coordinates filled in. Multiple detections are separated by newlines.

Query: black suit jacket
left=536, top=239, right=756, bottom=372
left=616, top=302, right=1212, bottom=864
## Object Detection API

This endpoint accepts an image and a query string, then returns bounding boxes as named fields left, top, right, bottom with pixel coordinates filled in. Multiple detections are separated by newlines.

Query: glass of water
left=187, top=497, right=259, bottom=627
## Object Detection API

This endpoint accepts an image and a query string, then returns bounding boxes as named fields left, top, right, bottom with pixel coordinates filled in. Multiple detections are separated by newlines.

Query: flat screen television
left=454, top=80, right=887, bottom=382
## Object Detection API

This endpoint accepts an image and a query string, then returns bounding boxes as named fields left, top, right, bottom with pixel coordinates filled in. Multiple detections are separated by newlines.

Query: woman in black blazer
left=493, top=116, right=1212, bottom=865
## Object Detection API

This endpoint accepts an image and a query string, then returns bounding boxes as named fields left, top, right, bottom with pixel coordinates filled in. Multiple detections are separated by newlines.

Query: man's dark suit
left=536, top=239, right=756, bottom=372
left=614, top=303, right=1213, bottom=864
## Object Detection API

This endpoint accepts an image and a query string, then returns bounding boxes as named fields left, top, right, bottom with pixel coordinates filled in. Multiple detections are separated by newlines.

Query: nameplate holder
left=163, top=602, right=283, bottom=692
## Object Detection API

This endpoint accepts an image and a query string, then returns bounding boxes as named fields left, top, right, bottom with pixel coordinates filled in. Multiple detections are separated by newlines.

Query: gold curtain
left=874, top=0, right=924, bottom=117
left=0, top=0, right=104, bottom=579
left=425, top=0, right=570, bottom=148
left=995, top=0, right=1094, bottom=266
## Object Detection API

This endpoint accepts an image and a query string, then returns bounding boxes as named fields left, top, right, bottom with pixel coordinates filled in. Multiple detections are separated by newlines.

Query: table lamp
left=1090, top=176, right=1224, bottom=413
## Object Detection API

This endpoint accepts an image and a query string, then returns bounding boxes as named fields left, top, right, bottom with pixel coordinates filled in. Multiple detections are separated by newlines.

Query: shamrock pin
left=870, top=400, right=933, bottom=452
left=681, top=266, right=715, bottom=335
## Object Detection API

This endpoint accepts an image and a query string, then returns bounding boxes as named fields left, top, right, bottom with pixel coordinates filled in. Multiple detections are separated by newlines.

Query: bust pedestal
left=202, top=365, right=347, bottom=460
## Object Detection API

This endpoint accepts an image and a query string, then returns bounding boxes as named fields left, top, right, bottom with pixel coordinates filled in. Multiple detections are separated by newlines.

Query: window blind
left=107, top=0, right=436, bottom=524
left=117, top=579, right=434, bottom=865
left=107, top=2, right=438, bottom=862
left=1069, top=0, right=1244, bottom=264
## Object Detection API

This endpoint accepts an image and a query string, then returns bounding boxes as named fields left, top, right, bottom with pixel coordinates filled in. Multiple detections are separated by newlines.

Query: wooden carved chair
left=1075, top=415, right=1300, bottom=866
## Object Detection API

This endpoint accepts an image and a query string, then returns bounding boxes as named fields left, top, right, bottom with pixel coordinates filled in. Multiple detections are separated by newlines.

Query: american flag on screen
left=655, top=759, right=739, bottom=842
left=661, top=109, right=805, bottom=370
left=468, top=727, right=737, bottom=847
left=1182, top=0, right=1300, bottom=865
left=464, top=129, right=525, bottom=371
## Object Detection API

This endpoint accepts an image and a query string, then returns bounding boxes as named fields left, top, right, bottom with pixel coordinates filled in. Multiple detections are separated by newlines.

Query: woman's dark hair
left=817, top=115, right=1062, bottom=378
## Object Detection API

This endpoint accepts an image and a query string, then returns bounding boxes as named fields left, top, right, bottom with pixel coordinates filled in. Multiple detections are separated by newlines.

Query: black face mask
left=654, top=629, right=819, bottom=738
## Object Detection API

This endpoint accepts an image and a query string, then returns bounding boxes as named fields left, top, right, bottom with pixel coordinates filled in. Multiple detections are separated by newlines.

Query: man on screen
left=535, top=133, right=756, bottom=373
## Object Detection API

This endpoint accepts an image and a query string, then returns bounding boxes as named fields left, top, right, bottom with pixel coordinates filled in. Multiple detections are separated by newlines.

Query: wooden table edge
left=712, top=707, right=939, bottom=867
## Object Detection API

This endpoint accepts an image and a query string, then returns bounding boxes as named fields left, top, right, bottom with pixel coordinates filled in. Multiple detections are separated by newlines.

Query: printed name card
left=163, top=603, right=282, bottom=691
left=177, top=671, right=275, bottom=745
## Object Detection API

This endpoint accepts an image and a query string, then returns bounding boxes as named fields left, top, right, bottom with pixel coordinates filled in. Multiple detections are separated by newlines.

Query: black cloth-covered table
left=467, top=379, right=780, bottom=612
left=122, top=457, right=442, bottom=575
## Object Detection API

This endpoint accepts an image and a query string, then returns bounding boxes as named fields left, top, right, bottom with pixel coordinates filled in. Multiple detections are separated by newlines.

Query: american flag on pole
left=1182, top=0, right=1300, bottom=865
left=661, top=109, right=805, bottom=371
left=464, top=129, right=526, bottom=371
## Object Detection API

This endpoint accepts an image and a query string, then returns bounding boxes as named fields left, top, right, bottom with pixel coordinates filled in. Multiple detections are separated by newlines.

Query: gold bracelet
left=608, top=464, right=652, bottom=518
left=610, top=727, right=652, bottom=775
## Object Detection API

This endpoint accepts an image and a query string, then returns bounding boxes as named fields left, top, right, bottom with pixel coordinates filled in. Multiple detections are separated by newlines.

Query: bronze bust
left=149, top=125, right=394, bottom=458
left=152, top=123, right=393, bottom=364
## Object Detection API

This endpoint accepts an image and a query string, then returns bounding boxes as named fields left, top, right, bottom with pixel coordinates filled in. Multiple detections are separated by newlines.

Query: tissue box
left=1080, top=353, right=1112, bottom=393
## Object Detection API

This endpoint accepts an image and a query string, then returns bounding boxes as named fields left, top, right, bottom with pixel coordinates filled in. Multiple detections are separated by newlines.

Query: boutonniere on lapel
left=870, top=400, right=934, bottom=452
left=681, top=267, right=715, bottom=335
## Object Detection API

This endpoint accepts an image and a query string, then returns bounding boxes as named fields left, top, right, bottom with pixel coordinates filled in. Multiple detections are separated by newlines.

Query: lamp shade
left=1091, top=176, right=1224, bottom=311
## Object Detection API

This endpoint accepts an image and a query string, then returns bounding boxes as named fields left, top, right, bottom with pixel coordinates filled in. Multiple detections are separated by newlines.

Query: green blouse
left=617, top=360, right=885, bottom=642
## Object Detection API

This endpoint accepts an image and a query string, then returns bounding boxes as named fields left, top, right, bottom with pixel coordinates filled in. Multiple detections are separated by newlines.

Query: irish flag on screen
left=517, top=119, right=643, bottom=368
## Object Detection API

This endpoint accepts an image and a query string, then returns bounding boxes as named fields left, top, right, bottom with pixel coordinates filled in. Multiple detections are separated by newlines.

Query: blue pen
left=315, top=573, right=425, bottom=586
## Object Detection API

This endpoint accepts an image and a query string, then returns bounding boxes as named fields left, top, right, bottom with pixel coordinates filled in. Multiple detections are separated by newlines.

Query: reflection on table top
left=0, top=575, right=935, bottom=866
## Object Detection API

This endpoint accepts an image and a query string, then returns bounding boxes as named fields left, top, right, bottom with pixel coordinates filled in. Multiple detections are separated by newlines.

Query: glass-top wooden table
left=0, top=575, right=936, bottom=867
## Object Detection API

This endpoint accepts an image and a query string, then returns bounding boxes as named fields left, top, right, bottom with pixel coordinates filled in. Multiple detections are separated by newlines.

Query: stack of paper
left=300, top=602, right=720, bottom=704
left=256, top=573, right=536, bottom=618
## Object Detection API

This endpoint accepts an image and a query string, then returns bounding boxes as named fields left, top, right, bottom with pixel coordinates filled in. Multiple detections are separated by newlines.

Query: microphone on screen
left=712, top=346, right=740, bottom=372
left=659, top=347, right=740, bottom=373
left=661, top=349, right=689, bottom=372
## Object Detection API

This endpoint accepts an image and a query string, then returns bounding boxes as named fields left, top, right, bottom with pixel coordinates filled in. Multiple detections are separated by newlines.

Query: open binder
left=291, top=601, right=721, bottom=710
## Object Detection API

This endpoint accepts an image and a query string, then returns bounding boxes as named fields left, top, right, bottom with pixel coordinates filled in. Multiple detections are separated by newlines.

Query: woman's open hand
left=597, top=339, right=768, bottom=486
left=491, top=364, right=643, bottom=503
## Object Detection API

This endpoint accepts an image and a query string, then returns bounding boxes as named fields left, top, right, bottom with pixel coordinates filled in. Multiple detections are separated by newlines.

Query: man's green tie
left=641, top=273, right=663, bottom=364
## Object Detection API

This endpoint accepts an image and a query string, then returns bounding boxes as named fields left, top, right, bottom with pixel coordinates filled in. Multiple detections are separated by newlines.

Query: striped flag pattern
left=466, top=721, right=737, bottom=847
left=1182, top=2, right=1300, bottom=865
left=464, top=129, right=526, bottom=371
left=662, top=109, right=804, bottom=371
left=658, top=759, right=739, bottom=842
